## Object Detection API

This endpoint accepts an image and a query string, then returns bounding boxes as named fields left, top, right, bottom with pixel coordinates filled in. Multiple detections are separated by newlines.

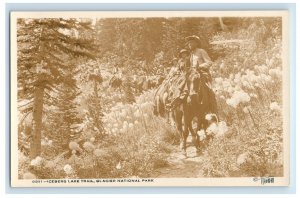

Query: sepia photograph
left=10, top=11, right=290, bottom=187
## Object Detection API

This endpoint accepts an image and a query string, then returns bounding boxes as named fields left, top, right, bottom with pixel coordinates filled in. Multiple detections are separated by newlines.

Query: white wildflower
left=23, top=172, right=36, bottom=179
left=128, top=123, right=134, bottom=128
left=216, top=121, right=228, bottom=137
left=269, top=68, right=281, bottom=78
left=93, top=148, right=103, bottom=157
left=63, top=164, right=73, bottom=175
left=45, top=160, right=56, bottom=169
left=226, top=98, right=239, bottom=108
left=215, top=77, right=223, bottom=84
left=242, top=80, right=251, bottom=88
left=248, top=74, right=256, bottom=82
left=222, top=81, right=231, bottom=89
left=41, top=139, right=47, bottom=146
left=227, top=90, right=250, bottom=108
left=234, top=90, right=251, bottom=103
left=227, top=86, right=234, bottom=94
left=237, top=153, right=248, bottom=165
left=83, top=141, right=95, bottom=152
left=206, top=123, right=218, bottom=135
left=116, top=161, right=122, bottom=170
left=258, top=65, right=268, bottom=73
left=30, top=156, right=43, bottom=167
left=219, top=61, right=225, bottom=69
left=270, top=102, right=281, bottom=111
left=197, top=129, right=206, bottom=141
left=233, top=78, right=240, bottom=84
left=48, top=140, right=53, bottom=146
left=69, top=141, right=79, bottom=150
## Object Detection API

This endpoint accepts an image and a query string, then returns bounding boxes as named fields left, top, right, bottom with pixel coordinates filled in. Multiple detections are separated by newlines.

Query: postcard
left=10, top=10, right=290, bottom=187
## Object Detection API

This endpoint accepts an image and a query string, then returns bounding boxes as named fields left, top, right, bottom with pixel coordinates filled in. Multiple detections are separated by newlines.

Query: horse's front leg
left=196, top=115, right=203, bottom=150
left=174, top=110, right=186, bottom=155
left=182, top=115, right=190, bottom=153
left=185, top=115, right=198, bottom=150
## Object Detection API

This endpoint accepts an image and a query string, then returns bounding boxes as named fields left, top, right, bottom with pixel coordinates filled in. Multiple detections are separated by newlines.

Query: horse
left=153, top=83, right=174, bottom=126
left=153, top=71, right=182, bottom=124
left=153, top=67, right=216, bottom=155
left=171, top=68, right=214, bottom=155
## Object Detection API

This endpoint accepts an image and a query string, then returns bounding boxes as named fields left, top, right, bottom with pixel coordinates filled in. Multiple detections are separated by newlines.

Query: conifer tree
left=47, top=78, right=82, bottom=150
left=17, top=18, right=96, bottom=158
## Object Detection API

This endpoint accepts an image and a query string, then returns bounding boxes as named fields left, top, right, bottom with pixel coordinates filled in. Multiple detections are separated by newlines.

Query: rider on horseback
left=154, top=36, right=218, bottom=153
left=169, top=35, right=217, bottom=114
left=166, top=49, right=190, bottom=109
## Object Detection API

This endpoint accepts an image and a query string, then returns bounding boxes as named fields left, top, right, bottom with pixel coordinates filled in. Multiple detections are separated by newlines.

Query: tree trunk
left=94, top=80, right=98, bottom=98
left=92, top=80, right=104, bottom=135
left=219, top=17, right=227, bottom=31
left=30, top=85, right=44, bottom=159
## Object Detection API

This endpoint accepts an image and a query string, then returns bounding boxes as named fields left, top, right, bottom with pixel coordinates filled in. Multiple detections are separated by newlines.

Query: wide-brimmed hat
left=178, top=49, right=189, bottom=57
left=185, top=35, right=201, bottom=44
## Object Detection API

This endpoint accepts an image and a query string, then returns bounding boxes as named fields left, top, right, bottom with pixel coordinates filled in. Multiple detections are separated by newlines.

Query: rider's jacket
left=190, top=48, right=212, bottom=70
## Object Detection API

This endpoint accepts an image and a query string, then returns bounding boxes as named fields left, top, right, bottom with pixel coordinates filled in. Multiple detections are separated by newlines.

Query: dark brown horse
left=153, top=68, right=215, bottom=155
left=172, top=68, right=214, bottom=155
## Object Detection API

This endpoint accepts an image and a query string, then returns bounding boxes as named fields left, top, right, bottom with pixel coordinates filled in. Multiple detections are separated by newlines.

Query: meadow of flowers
left=19, top=89, right=178, bottom=179
left=199, top=25, right=284, bottom=177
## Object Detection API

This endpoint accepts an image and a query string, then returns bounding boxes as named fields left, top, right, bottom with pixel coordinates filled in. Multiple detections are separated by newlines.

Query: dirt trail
left=153, top=136, right=206, bottom=178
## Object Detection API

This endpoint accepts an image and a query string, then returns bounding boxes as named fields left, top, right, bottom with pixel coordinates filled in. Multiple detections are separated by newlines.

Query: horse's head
left=187, top=69, right=201, bottom=103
